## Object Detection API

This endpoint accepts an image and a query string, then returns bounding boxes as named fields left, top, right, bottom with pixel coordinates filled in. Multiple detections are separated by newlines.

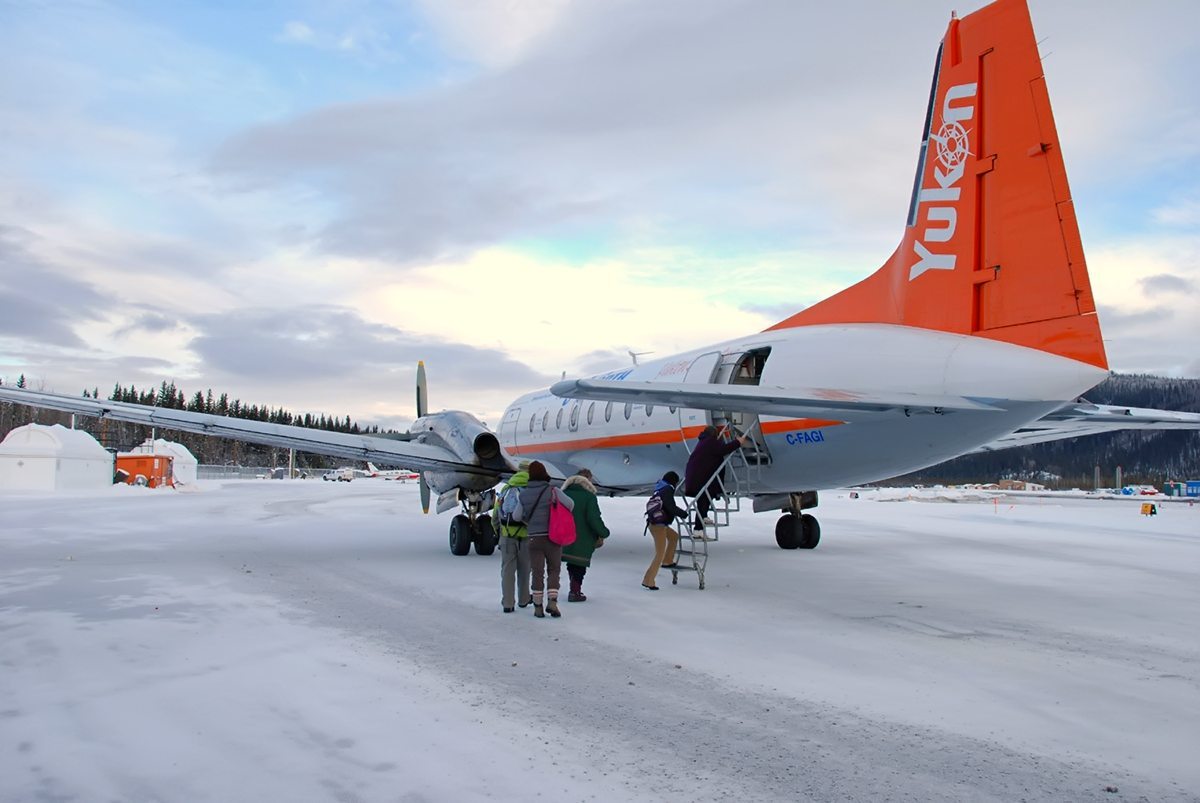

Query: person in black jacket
left=642, top=471, right=688, bottom=590
left=684, top=425, right=750, bottom=532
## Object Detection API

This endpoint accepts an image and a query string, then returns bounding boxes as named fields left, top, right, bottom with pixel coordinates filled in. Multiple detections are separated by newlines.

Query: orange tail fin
left=769, top=0, right=1107, bottom=370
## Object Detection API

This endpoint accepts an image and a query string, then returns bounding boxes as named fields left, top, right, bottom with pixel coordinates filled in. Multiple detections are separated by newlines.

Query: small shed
left=126, top=438, right=199, bottom=485
left=114, top=454, right=174, bottom=488
left=0, top=423, right=114, bottom=491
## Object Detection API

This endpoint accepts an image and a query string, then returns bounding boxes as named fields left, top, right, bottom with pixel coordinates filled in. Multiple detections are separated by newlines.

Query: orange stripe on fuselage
left=508, top=418, right=844, bottom=455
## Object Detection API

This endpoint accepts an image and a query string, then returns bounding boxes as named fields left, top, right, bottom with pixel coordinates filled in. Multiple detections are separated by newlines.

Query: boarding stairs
left=666, top=419, right=765, bottom=590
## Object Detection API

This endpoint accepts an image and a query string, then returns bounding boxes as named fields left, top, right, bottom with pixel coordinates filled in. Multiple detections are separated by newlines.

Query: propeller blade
left=416, top=361, right=428, bottom=419
left=419, top=476, right=431, bottom=514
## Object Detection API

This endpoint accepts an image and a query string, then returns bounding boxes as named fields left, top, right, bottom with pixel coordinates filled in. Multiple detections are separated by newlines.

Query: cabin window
left=604, top=402, right=612, bottom=423
left=624, top=402, right=633, bottom=420
left=668, top=405, right=677, bottom=414
left=586, top=402, right=595, bottom=425
left=556, top=408, right=564, bottom=429
left=528, top=414, right=535, bottom=433
left=541, top=410, right=549, bottom=431
left=645, top=404, right=654, bottom=417
left=569, top=403, right=579, bottom=429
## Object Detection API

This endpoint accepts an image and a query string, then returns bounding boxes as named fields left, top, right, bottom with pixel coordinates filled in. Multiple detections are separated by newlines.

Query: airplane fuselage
left=499, top=323, right=1108, bottom=492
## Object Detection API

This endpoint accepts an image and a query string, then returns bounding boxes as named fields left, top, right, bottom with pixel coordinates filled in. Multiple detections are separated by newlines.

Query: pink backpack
left=547, top=488, right=577, bottom=546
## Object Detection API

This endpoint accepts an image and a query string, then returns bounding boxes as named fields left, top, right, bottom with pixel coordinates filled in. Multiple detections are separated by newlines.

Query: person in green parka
left=561, top=468, right=610, bottom=602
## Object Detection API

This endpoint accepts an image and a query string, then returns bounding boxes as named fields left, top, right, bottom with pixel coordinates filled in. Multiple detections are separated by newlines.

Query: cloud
left=208, top=0, right=1200, bottom=274
left=183, top=304, right=554, bottom=421
left=113, top=311, right=183, bottom=338
left=740, top=302, right=803, bottom=323
left=2, top=346, right=180, bottom=397
left=273, top=16, right=398, bottom=64
left=415, top=0, right=572, bottom=68
left=0, top=227, right=111, bottom=348
left=1098, top=304, right=1177, bottom=329
left=573, top=348, right=636, bottom=376
left=211, top=1, right=951, bottom=265
left=1152, top=197, right=1200, bottom=227
left=1139, top=274, right=1195, bottom=295
left=280, top=21, right=315, bottom=44
left=352, top=246, right=768, bottom=375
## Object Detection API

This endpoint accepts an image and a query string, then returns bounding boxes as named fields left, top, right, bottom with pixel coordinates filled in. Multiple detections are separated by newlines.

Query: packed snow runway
left=2, top=481, right=1197, bottom=802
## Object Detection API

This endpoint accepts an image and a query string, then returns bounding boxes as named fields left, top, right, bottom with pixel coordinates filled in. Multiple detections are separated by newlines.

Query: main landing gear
left=774, top=491, right=820, bottom=550
left=448, top=490, right=499, bottom=556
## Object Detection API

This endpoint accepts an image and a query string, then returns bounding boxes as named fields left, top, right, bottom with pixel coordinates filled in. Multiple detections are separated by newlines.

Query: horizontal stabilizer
left=971, top=403, right=1200, bottom=451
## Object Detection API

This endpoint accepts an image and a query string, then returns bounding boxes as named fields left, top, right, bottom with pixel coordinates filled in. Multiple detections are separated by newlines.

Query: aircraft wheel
left=775, top=513, right=801, bottom=549
left=800, top=514, right=821, bottom=549
left=449, top=515, right=473, bottom=556
left=473, top=516, right=497, bottom=556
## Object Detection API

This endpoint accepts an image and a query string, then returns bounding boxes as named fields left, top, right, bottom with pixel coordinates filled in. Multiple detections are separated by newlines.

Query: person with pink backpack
left=513, top=461, right=574, bottom=618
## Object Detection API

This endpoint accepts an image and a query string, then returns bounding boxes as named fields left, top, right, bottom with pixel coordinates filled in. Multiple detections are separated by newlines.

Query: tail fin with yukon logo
left=769, top=0, right=1107, bottom=371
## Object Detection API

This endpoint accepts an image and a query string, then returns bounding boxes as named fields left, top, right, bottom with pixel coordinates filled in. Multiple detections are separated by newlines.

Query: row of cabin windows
left=527, top=401, right=679, bottom=433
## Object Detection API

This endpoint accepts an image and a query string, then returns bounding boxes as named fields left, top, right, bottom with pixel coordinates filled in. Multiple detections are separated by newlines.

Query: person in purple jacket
left=683, top=425, right=750, bottom=534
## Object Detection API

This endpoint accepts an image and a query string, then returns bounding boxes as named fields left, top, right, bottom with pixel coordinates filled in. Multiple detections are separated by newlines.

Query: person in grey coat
left=514, top=461, right=574, bottom=618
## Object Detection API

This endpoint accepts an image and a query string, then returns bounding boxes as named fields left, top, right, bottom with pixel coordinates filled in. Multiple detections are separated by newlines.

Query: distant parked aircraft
left=366, top=463, right=419, bottom=481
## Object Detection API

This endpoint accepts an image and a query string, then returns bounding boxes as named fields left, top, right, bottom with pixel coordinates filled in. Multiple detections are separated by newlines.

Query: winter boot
left=533, top=603, right=545, bottom=618
left=568, top=579, right=586, bottom=602
left=546, top=599, right=561, bottom=618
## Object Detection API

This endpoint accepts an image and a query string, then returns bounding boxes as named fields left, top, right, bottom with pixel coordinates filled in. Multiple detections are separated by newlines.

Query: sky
left=2, top=479, right=1198, bottom=800
left=2, top=0, right=1198, bottom=430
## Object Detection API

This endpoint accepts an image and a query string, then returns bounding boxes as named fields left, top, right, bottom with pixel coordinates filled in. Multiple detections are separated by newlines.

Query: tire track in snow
left=266, top=562, right=1183, bottom=803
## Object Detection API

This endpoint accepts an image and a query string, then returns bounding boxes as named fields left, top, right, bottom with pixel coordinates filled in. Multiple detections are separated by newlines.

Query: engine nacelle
left=410, top=410, right=507, bottom=494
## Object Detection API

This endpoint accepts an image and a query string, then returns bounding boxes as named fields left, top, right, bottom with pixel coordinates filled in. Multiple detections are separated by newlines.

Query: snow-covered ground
left=2, top=481, right=1197, bottom=802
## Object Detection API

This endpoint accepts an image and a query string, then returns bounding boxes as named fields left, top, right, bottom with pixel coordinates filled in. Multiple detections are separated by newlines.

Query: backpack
left=547, top=488, right=577, bottom=547
left=645, top=490, right=670, bottom=525
left=499, top=486, right=524, bottom=527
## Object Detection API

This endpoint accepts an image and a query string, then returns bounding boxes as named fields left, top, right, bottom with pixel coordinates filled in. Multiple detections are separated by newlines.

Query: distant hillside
left=892, top=374, right=1200, bottom=488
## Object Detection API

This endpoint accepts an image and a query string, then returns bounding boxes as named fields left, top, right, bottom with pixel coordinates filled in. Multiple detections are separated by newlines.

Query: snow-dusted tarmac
left=2, top=480, right=1197, bottom=802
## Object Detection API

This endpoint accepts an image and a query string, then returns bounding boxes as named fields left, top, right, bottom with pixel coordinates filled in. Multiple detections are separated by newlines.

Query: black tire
left=775, top=513, right=801, bottom=549
left=449, top=515, right=473, bottom=556
left=800, top=513, right=821, bottom=549
left=473, top=516, right=497, bottom=556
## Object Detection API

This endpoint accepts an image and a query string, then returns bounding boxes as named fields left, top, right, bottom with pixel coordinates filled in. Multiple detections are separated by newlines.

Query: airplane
left=3, top=0, right=1199, bottom=560
left=366, top=463, right=421, bottom=482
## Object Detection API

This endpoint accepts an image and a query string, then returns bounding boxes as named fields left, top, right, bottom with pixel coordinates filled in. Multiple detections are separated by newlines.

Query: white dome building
left=0, top=424, right=113, bottom=491
left=128, top=438, right=199, bottom=485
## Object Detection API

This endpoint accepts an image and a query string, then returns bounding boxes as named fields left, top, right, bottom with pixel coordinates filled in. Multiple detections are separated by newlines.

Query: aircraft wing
left=550, top=378, right=1000, bottom=418
left=0, top=387, right=493, bottom=477
left=969, top=402, right=1200, bottom=452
